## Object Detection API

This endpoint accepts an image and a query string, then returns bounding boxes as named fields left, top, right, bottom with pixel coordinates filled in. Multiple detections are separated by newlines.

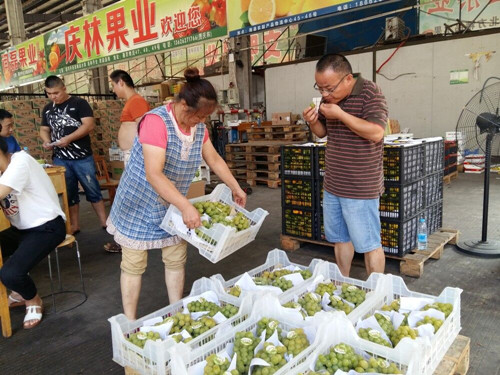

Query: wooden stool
left=0, top=248, right=12, bottom=338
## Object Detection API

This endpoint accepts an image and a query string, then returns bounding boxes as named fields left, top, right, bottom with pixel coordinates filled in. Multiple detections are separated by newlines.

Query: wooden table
left=0, top=166, right=69, bottom=338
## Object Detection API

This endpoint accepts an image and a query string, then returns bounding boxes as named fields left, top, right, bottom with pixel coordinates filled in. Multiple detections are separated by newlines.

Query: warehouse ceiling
left=0, top=0, right=121, bottom=51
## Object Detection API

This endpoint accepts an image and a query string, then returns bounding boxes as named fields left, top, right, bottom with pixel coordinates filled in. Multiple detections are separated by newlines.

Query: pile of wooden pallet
left=246, top=124, right=309, bottom=142
left=225, top=141, right=300, bottom=188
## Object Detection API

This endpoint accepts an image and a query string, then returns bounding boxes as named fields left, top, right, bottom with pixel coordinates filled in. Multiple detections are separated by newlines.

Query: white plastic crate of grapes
left=160, top=184, right=269, bottom=263
left=292, top=313, right=424, bottom=375
left=353, top=274, right=462, bottom=375
left=278, top=260, right=390, bottom=324
left=169, top=294, right=323, bottom=375
left=211, top=249, right=324, bottom=305
left=109, top=277, right=253, bottom=375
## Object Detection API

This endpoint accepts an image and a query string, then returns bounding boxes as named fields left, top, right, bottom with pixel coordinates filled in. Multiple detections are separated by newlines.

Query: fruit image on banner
left=228, top=0, right=388, bottom=36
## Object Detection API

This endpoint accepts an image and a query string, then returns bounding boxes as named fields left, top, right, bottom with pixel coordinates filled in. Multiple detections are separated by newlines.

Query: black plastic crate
left=282, top=207, right=316, bottom=239
left=444, top=154, right=458, bottom=167
left=424, top=200, right=443, bottom=235
left=444, top=141, right=458, bottom=156
left=315, top=213, right=325, bottom=241
left=383, top=144, right=424, bottom=184
left=380, top=216, right=419, bottom=257
left=315, top=177, right=324, bottom=211
left=314, top=146, right=326, bottom=179
left=445, top=163, right=458, bottom=176
left=379, top=179, right=424, bottom=220
left=281, top=145, right=314, bottom=177
left=423, top=171, right=444, bottom=206
left=282, top=177, right=315, bottom=209
left=423, top=139, right=444, bottom=175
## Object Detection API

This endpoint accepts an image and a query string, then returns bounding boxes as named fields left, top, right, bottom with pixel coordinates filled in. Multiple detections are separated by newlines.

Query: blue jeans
left=53, top=155, right=103, bottom=206
left=323, top=190, right=381, bottom=253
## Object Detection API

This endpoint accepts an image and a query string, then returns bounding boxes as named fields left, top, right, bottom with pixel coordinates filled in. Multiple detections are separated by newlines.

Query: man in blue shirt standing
left=0, top=109, right=21, bottom=154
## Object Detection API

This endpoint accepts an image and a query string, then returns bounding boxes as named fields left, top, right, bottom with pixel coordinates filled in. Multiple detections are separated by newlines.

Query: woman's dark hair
left=316, top=54, right=353, bottom=75
left=0, top=137, right=8, bottom=155
left=110, top=69, right=135, bottom=88
left=177, top=67, right=217, bottom=111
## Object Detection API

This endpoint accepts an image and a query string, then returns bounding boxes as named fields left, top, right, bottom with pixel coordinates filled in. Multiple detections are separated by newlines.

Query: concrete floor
left=0, top=173, right=499, bottom=374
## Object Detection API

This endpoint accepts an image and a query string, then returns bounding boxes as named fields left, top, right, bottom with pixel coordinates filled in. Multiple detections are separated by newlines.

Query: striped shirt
left=322, top=74, right=388, bottom=199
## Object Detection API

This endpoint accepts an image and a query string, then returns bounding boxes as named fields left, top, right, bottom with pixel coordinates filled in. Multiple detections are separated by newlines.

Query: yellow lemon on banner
left=302, top=0, right=339, bottom=12
left=275, top=0, right=292, bottom=16
left=290, top=0, right=306, bottom=14
left=248, top=0, right=276, bottom=25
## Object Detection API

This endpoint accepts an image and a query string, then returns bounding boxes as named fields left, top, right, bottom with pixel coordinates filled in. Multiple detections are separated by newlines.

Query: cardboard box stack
left=0, top=98, right=51, bottom=162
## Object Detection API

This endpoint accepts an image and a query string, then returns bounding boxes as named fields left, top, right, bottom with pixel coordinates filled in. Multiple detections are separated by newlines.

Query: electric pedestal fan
left=455, top=77, right=500, bottom=256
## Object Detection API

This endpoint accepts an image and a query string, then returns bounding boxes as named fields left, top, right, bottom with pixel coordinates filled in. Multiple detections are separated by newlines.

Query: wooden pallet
left=247, top=177, right=280, bottom=188
left=227, top=160, right=281, bottom=172
left=248, top=131, right=309, bottom=142
left=434, top=335, right=470, bottom=375
left=124, top=335, right=470, bottom=375
left=280, top=228, right=460, bottom=278
left=443, top=171, right=459, bottom=184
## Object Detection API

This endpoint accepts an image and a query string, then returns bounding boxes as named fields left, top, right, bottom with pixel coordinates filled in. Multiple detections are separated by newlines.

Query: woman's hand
left=232, top=187, right=247, bottom=208
left=181, top=203, right=201, bottom=229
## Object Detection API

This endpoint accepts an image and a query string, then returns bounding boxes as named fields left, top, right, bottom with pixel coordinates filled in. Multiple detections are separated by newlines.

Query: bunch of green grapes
left=228, top=285, right=241, bottom=297
left=281, top=328, right=310, bottom=356
left=423, top=302, right=453, bottom=318
left=191, top=316, right=217, bottom=337
left=233, top=331, right=258, bottom=374
left=256, top=318, right=282, bottom=340
left=375, top=313, right=395, bottom=336
left=127, top=331, right=160, bottom=349
left=220, top=304, right=239, bottom=318
left=390, top=325, right=418, bottom=347
left=282, top=301, right=301, bottom=310
left=203, top=354, right=231, bottom=375
left=315, top=343, right=364, bottom=373
left=340, top=284, right=366, bottom=306
left=187, top=298, right=221, bottom=317
left=299, top=269, right=313, bottom=280
left=381, top=299, right=400, bottom=312
left=232, top=211, right=250, bottom=231
left=329, top=295, right=353, bottom=314
left=315, top=282, right=336, bottom=296
left=262, top=269, right=292, bottom=281
left=201, top=220, right=212, bottom=229
left=194, top=228, right=217, bottom=246
left=272, top=276, right=293, bottom=291
left=298, top=292, right=322, bottom=316
left=160, top=313, right=194, bottom=334
left=363, top=357, right=402, bottom=374
left=417, top=316, right=444, bottom=332
left=357, top=328, right=392, bottom=348
left=252, top=343, right=287, bottom=375
left=253, top=276, right=271, bottom=286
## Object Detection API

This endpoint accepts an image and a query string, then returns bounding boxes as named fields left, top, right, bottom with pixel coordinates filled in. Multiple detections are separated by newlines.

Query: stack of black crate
left=444, top=140, right=458, bottom=177
left=280, top=145, right=322, bottom=240
left=380, top=138, right=444, bottom=257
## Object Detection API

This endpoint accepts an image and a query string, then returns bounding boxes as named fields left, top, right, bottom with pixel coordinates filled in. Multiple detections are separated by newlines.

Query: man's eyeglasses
left=313, top=74, right=348, bottom=95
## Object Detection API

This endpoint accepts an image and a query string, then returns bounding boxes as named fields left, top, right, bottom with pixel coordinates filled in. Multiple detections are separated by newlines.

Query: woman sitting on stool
left=0, top=137, right=66, bottom=329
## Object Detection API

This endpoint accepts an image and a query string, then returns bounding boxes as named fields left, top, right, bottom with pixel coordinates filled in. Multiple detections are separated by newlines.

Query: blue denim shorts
left=53, top=155, right=103, bottom=206
left=323, top=190, right=381, bottom=253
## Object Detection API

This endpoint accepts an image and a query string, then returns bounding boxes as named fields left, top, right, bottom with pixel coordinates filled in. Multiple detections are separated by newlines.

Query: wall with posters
left=265, top=32, right=500, bottom=138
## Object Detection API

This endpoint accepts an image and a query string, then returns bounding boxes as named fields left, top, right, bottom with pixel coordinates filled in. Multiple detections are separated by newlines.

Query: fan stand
left=457, top=131, right=500, bottom=256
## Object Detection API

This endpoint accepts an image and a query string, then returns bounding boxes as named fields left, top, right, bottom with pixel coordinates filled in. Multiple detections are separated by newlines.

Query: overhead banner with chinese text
left=419, top=0, right=500, bottom=34
left=0, top=0, right=227, bottom=91
left=228, top=0, right=387, bottom=36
